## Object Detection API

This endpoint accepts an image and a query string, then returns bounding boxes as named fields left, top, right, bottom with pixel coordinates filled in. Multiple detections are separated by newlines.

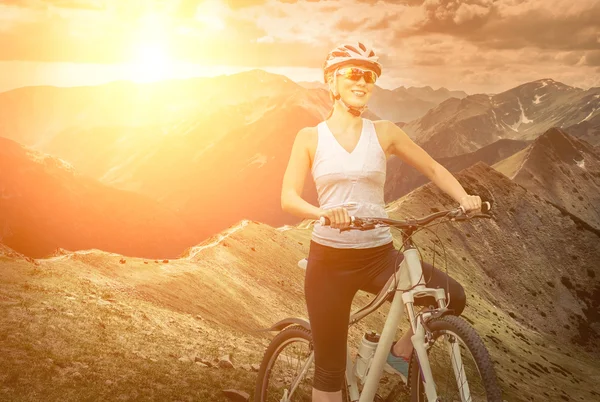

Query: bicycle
left=254, top=202, right=503, bottom=402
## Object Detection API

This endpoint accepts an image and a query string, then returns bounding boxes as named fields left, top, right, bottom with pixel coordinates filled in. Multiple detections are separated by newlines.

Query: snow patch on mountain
left=576, top=158, right=586, bottom=170
left=533, top=94, right=547, bottom=104
left=491, top=109, right=502, bottom=130
left=506, top=98, right=534, bottom=132
left=518, top=98, right=533, bottom=124
left=578, top=109, right=597, bottom=124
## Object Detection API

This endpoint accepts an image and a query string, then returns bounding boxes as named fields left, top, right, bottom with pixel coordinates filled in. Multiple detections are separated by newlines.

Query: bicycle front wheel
left=254, top=325, right=316, bottom=402
left=409, top=315, right=503, bottom=402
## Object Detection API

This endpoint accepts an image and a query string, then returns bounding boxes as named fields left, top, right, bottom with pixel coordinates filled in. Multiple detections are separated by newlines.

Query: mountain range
left=0, top=72, right=598, bottom=262
left=403, top=79, right=600, bottom=158
left=1, top=70, right=600, bottom=401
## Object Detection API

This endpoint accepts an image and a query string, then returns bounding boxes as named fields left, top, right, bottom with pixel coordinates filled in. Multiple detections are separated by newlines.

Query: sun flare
left=127, top=41, right=174, bottom=83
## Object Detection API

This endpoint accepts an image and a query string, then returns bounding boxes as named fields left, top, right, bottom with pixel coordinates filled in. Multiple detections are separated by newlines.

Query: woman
left=280, top=42, right=481, bottom=402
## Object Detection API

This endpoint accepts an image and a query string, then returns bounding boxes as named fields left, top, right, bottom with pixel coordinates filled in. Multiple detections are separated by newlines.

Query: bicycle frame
left=344, top=242, right=449, bottom=402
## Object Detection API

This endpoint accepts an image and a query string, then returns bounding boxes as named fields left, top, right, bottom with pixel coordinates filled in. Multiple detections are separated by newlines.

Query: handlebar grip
left=459, top=201, right=492, bottom=214
left=319, top=216, right=355, bottom=226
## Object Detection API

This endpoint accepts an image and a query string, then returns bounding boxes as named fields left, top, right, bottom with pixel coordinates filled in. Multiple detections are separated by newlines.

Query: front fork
left=410, top=315, right=438, bottom=401
left=404, top=290, right=448, bottom=401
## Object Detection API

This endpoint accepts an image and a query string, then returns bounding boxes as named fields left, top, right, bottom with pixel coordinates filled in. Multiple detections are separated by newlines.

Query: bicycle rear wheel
left=409, top=315, right=503, bottom=402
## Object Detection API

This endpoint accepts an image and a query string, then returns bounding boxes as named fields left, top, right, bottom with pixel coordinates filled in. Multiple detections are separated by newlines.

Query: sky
left=0, top=0, right=599, bottom=94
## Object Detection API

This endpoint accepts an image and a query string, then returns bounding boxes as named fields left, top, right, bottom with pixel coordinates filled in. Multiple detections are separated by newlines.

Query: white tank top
left=311, top=118, right=393, bottom=248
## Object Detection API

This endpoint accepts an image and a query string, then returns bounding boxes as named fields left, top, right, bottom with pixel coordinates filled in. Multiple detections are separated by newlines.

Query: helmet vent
left=332, top=51, right=350, bottom=58
left=344, top=45, right=360, bottom=54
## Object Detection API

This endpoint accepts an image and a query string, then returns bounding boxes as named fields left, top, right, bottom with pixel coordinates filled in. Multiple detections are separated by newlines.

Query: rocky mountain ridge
left=403, top=79, right=600, bottom=158
left=384, top=138, right=530, bottom=203
left=494, top=128, right=600, bottom=230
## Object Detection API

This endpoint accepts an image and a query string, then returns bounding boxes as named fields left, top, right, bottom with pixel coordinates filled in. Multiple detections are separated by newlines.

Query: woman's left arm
left=383, top=121, right=481, bottom=212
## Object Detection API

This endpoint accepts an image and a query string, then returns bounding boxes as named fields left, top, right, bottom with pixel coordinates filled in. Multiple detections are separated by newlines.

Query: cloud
left=412, top=54, right=445, bottom=66
left=0, top=9, right=131, bottom=62
left=396, top=0, right=600, bottom=51
left=44, top=0, right=106, bottom=10
left=555, top=51, right=585, bottom=67
left=0, top=0, right=598, bottom=94
left=356, top=0, right=426, bottom=4
left=584, top=50, right=600, bottom=67
left=334, top=16, right=368, bottom=31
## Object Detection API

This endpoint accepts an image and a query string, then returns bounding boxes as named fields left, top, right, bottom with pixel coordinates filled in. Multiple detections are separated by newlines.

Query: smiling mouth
left=352, top=90, right=366, bottom=96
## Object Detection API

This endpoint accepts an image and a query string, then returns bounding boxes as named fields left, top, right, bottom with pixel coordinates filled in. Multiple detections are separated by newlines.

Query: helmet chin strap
left=333, top=93, right=365, bottom=117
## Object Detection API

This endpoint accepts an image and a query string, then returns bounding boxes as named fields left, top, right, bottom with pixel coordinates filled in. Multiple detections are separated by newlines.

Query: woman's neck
left=327, top=101, right=363, bottom=132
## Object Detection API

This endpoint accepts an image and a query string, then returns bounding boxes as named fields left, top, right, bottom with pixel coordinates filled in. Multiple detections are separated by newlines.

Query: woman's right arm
left=281, top=127, right=323, bottom=220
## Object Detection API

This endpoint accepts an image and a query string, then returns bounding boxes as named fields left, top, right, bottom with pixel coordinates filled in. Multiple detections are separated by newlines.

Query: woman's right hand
left=319, top=207, right=352, bottom=230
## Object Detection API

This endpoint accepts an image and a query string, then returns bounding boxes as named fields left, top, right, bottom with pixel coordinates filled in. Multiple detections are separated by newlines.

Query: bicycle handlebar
left=319, top=201, right=493, bottom=231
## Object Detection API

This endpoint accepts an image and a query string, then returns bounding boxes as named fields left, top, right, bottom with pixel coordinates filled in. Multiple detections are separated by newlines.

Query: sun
left=125, top=11, right=176, bottom=83
left=128, top=41, right=174, bottom=82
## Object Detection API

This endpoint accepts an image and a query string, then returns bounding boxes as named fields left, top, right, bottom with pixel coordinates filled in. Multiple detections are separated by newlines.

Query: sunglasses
left=336, top=67, right=378, bottom=84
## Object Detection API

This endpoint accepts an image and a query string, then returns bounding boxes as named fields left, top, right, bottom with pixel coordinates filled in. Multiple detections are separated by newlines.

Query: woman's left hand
left=459, top=195, right=482, bottom=213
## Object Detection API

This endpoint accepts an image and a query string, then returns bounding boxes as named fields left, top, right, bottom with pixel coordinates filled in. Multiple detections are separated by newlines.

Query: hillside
left=494, top=128, right=600, bottom=230
left=384, top=138, right=530, bottom=202
left=1, top=162, right=598, bottom=401
left=0, top=222, right=390, bottom=401
left=382, top=163, right=600, bottom=402
left=0, top=137, right=195, bottom=258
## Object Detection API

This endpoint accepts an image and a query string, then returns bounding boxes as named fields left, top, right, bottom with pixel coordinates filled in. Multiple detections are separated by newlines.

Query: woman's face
left=329, top=63, right=378, bottom=108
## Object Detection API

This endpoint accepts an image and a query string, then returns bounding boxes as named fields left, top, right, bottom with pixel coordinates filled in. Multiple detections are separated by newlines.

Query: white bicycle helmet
left=323, top=42, right=382, bottom=83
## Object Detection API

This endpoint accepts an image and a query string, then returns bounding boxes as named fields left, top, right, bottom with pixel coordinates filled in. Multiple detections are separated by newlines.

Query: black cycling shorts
left=304, top=240, right=466, bottom=392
